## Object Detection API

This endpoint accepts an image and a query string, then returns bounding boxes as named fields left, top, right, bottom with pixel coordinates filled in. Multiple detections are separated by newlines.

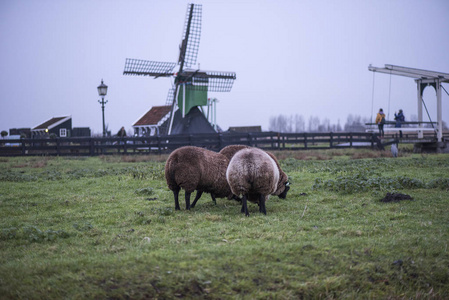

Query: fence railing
left=0, top=131, right=442, bottom=156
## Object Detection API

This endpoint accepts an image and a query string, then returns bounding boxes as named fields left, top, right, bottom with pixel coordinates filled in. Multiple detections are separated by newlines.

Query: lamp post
left=97, top=79, right=108, bottom=137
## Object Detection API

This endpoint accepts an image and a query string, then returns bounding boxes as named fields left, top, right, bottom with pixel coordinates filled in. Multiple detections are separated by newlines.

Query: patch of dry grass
left=11, top=157, right=50, bottom=168
left=99, top=154, right=169, bottom=163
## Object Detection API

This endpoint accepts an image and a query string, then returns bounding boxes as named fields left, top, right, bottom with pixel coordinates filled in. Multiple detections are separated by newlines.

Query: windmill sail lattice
left=124, top=59, right=176, bottom=77
left=165, top=88, right=175, bottom=106
left=179, top=4, right=202, bottom=69
left=123, top=3, right=236, bottom=135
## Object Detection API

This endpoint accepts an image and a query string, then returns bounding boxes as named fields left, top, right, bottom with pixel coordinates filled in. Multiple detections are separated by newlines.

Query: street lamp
left=97, top=79, right=108, bottom=137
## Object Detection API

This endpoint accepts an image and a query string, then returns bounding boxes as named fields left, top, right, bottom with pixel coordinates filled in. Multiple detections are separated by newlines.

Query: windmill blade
left=178, top=3, right=202, bottom=70
left=165, top=87, right=176, bottom=106
left=187, top=70, right=236, bottom=92
left=123, top=58, right=176, bottom=77
left=194, top=76, right=235, bottom=92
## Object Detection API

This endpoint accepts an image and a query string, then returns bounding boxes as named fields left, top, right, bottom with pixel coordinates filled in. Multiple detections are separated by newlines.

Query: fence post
left=55, top=138, right=59, bottom=156
left=101, top=138, right=105, bottom=155
left=157, top=136, right=161, bottom=155
left=350, top=132, right=353, bottom=147
left=21, top=139, right=26, bottom=155
left=304, top=132, right=308, bottom=149
left=90, top=138, right=95, bottom=156
left=278, top=132, right=281, bottom=150
left=329, top=132, right=333, bottom=148
left=219, top=133, right=223, bottom=150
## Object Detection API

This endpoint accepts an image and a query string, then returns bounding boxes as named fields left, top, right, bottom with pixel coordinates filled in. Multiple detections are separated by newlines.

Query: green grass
left=0, top=152, right=448, bottom=299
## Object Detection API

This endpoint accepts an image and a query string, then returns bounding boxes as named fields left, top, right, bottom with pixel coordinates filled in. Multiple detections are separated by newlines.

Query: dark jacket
left=394, top=112, right=405, bottom=128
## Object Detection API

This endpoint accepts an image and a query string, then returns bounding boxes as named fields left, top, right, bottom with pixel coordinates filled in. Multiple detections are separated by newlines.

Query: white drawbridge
left=368, top=64, right=449, bottom=141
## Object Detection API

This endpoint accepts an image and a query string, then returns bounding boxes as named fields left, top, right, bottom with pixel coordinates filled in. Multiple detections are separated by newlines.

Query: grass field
left=1, top=149, right=448, bottom=299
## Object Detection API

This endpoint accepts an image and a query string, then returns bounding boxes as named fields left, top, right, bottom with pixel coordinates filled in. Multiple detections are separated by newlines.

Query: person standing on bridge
left=394, top=109, right=405, bottom=138
left=394, top=109, right=405, bottom=127
left=375, top=108, right=386, bottom=137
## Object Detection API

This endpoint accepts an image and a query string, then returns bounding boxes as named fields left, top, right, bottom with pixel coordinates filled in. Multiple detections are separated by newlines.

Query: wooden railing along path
left=0, top=131, right=443, bottom=156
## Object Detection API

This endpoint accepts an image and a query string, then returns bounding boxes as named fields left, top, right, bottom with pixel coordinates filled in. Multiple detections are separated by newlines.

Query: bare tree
left=269, top=115, right=289, bottom=132
left=280, top=115, right=289, bottom=132
left=286, top=115, right=293, bottom=133
left=317, top=118, right=331, bottom=132
left=269, top=114, right=372, bottom=132
left=336, top=119, right=342, bottom=132
left=294, top=114, right=305, bottom=132
left=268, top=116, right=277, bottom=132
left=344, top=114, right=369, bottom=132
left=308, top=116, right=320, bottom=132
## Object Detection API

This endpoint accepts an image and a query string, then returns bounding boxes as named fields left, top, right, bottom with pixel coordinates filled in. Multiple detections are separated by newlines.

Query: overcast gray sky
left=1, top=0, right=448, bottom=135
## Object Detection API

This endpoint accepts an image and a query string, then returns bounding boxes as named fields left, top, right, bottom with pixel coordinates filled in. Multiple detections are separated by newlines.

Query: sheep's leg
left=241, top=194, right=249, bottom=217
left=259, top=194, right=267, bottom=215
left=232, top=195, right=242, bottom=203
left=210, top=194, right=217, bottom=205
left=258, top=194, right=264, bottom=213
left=191, top=191, right=203, bottom=208
left=173, top=188, right=181, bottom=211
left=185, top=191, right=191, bottom=210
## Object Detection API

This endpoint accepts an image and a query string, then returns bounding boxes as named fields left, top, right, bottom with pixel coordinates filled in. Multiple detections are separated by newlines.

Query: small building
left=133, top=106, right=172, bottom=136
left=9, top=128, right=31, bottom=138
left=32, top=116, right=72, bottom=138
left=227, top=126, right=262, bottom=133
left=72, top=127, right=91, bottom=137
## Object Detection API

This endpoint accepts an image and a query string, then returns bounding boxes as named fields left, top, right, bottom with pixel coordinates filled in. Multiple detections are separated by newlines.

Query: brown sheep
left=219, top=144, right=251, bottom=161
left=164, top=146, right=233, bottom=210
left=220, top=145, right=290, bottom=201
left=226, top=147, right=289, bottom=216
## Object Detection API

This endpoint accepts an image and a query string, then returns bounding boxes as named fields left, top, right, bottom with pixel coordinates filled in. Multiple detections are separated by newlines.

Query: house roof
left=32, top=116, right=71, bottom=130
left=133, top=106, right=172, bottom=126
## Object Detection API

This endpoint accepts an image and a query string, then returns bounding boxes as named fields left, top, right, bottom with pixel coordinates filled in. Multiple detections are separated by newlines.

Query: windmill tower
left=124, top=3, right=236, bottom=135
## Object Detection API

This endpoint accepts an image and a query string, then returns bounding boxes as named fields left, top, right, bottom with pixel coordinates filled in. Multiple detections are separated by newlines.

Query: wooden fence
left=0, top=131, right=442, bottom=156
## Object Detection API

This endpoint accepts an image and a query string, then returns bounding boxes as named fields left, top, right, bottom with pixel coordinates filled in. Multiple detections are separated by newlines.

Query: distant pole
left=97, top=80, right=108, bottom=137
left=100, top=98, right=106, bottom=137
left=213, top=98, right=217, bottom=131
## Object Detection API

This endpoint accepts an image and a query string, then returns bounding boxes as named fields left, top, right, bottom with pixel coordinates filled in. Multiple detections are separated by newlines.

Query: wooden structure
left=2, top=131, right=447, bottom=156
left=31, top=116, right=72, bottom=138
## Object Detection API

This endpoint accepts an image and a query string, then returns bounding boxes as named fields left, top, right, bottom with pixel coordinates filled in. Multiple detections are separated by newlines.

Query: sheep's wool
left=165, top=146, right=232, bottom=198
left=226, top=148, right=279, bottom=197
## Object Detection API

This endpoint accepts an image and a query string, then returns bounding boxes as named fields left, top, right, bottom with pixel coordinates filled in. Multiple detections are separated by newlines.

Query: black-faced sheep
left=220, top=145, right=290, bottom=200
left=226, top=147, right=289, bottom=216
left=164, top=146, right=233, bottom=210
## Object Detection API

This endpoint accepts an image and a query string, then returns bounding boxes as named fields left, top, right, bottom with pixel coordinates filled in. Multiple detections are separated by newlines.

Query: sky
left=1, top=0, right=449, bottom=135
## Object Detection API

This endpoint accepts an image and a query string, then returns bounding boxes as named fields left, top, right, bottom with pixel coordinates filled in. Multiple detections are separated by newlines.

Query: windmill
left=124, top=3, right=236, bottom=135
